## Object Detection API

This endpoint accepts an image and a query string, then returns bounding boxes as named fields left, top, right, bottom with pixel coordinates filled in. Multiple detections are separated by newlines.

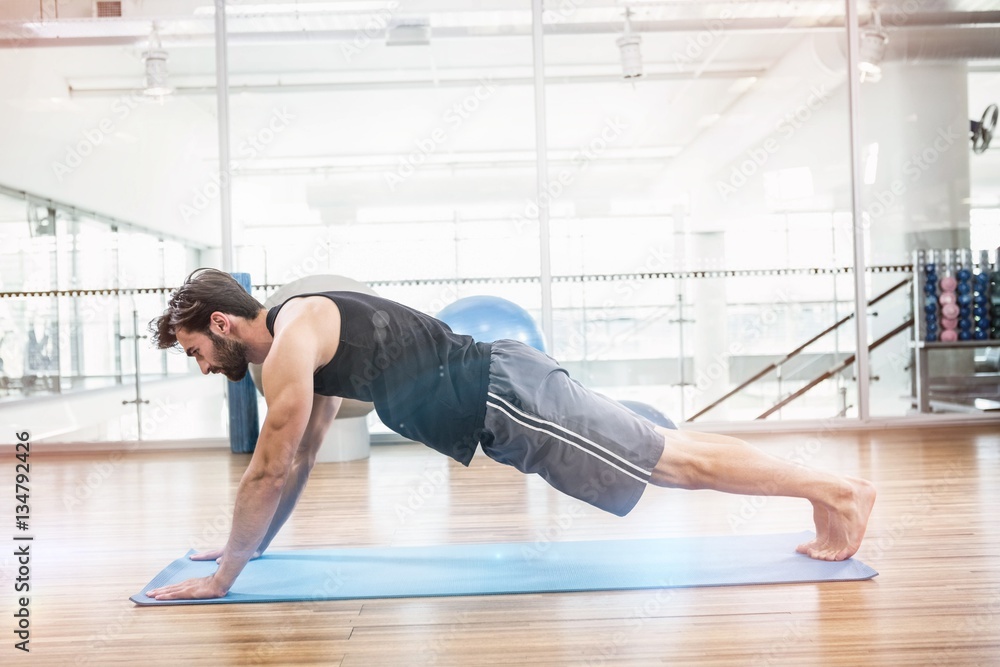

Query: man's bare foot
left=796, top=477, right=876, bottom=561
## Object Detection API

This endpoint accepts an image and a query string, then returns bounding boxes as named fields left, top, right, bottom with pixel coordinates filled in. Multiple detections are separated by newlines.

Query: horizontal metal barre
left=0, top=264, right=915, bottom=299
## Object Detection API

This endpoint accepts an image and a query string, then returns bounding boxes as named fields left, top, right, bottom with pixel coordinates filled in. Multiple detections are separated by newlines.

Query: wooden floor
left=5, top=424, right=1000, bottom=666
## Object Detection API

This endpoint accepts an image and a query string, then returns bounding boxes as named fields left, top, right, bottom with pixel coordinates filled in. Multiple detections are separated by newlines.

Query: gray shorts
left=480, top=339, right=666, bottom=517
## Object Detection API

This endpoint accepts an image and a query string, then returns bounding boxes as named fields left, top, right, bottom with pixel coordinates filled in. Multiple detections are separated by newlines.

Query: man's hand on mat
left=190, top=547, right=262, bottom=564
left=146, top=575, right=229, bottom=601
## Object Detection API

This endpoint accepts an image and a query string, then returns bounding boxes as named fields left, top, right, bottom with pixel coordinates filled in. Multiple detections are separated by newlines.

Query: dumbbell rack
left=912, top=248, right=1000, bottom=413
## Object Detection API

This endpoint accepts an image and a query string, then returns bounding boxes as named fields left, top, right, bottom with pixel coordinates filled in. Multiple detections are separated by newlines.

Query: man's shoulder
left=272, top=294, right=341, bottom=334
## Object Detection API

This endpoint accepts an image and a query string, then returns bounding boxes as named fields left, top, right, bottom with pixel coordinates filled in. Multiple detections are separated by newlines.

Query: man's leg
left=649, top=427, right=876, bottom=562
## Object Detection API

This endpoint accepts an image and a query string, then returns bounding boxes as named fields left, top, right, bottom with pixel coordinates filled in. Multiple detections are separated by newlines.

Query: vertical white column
left=844, top=0, right=871, bottom=421
left=215, top=0, right=234, bottom=272
left=531, top=0, right=554, bottom=349
left=691, top=232, right=728, bottom=417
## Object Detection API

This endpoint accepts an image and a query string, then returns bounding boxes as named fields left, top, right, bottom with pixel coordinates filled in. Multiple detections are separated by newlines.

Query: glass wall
left=0, top=189, right=201, bottom=402
left=1, top=0, right=998, bottom=441
left=856, top=3, right=1000, bottom=417
left=542, top=2, right=859, bottom=423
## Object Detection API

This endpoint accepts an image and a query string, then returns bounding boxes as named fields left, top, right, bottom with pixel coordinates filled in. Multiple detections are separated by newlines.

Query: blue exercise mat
left=131, top=531, right=877, bottom=606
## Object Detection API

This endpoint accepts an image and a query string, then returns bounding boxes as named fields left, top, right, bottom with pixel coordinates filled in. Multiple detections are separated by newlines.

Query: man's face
left=177, top=328, right=250, bottom=382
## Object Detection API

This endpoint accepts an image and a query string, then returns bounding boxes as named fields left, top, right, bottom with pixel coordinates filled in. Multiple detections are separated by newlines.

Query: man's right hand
left=190, top=547, right=262, bottom=564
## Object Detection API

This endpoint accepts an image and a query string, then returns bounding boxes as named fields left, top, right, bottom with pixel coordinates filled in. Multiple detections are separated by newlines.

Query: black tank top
left=265, top=291, right=491, bottom=465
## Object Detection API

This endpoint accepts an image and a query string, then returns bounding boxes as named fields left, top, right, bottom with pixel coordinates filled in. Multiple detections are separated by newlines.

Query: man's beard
left=207, top=329, right=250, bottom=382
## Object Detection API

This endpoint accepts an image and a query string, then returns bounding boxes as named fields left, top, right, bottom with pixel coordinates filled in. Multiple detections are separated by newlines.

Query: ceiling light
left=616, top=8, right=642, bottom=80
left=386, top=19, right=431, bottom=46
left=142, top=22, right=173, bottom=98
left=859, top=6, right=888, bottom=83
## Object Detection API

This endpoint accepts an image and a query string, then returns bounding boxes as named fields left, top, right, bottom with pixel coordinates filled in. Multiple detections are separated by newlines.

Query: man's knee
left=650, top=439, right=699, bottom=489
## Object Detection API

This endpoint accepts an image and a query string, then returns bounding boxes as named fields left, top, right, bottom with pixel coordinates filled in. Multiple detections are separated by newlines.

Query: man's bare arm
left=189, top=394, right=343, bottom=563
left=255, top=394, right=342, bottom=556
left=147, top=313, right=331, bottom=600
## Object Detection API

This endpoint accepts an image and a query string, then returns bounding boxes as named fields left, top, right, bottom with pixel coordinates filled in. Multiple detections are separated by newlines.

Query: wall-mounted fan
left=971, top=103, right=997, bottom=154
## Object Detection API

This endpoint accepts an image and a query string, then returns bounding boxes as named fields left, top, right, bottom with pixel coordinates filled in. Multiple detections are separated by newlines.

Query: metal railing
left=755, top=318, right=914, bottom=419
left=688, top=277, right=913, bottom=421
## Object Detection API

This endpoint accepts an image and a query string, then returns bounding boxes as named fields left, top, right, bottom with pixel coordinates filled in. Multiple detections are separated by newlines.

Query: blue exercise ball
left=437, top=296, right=546, bottom=352
left=618, top=400, right=677, bottom=430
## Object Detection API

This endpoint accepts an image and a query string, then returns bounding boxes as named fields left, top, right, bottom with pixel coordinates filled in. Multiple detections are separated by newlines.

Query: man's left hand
left=146, top=575, right=229, bottom=601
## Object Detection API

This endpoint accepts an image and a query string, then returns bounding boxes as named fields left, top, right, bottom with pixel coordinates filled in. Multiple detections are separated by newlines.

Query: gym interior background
left=1, top=2, right=999, bottom=666
left=0, top=1, right=998, bottom=442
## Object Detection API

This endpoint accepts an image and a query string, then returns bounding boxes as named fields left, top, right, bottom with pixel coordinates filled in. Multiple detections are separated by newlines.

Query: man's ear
left=210, top=312, right=230, bottom=334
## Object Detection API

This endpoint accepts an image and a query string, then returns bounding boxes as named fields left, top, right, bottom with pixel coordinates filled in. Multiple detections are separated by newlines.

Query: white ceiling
left=0, top=0, right=998, bottom=244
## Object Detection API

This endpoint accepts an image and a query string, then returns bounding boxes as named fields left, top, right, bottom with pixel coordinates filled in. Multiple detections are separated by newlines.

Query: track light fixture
left=617, top=8, right=642, bottom=80
left=142, top=22, right=173, bottom=98
left=859, top=4, right=888, bottom=83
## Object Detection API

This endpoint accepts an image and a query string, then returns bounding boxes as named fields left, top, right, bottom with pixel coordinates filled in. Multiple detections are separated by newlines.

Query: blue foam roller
left=618, top=399, right=677, bottom=429
left=228, top=272, right=261, bottom=454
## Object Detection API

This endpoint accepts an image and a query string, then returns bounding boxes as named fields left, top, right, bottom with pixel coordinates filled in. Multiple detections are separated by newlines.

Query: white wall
left=0, top=45, right=222, bottom=245
left=0, top=374, right=229, bottom=445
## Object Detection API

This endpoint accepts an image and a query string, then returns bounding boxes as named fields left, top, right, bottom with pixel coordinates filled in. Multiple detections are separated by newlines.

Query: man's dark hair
left=150, top=268, right=263, bottom=350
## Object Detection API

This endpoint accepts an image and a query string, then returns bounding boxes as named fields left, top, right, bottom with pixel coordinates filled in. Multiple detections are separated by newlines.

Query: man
left=145, top=268, right=875, bottom=601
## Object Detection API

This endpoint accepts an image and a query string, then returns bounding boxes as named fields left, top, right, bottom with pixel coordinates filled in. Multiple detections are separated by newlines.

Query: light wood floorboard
left=3, top=424, right=999, bottom=666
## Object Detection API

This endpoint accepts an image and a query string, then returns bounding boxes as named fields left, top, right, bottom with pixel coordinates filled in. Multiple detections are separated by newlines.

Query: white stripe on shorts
left=486, top=391, right=654, bottom=483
